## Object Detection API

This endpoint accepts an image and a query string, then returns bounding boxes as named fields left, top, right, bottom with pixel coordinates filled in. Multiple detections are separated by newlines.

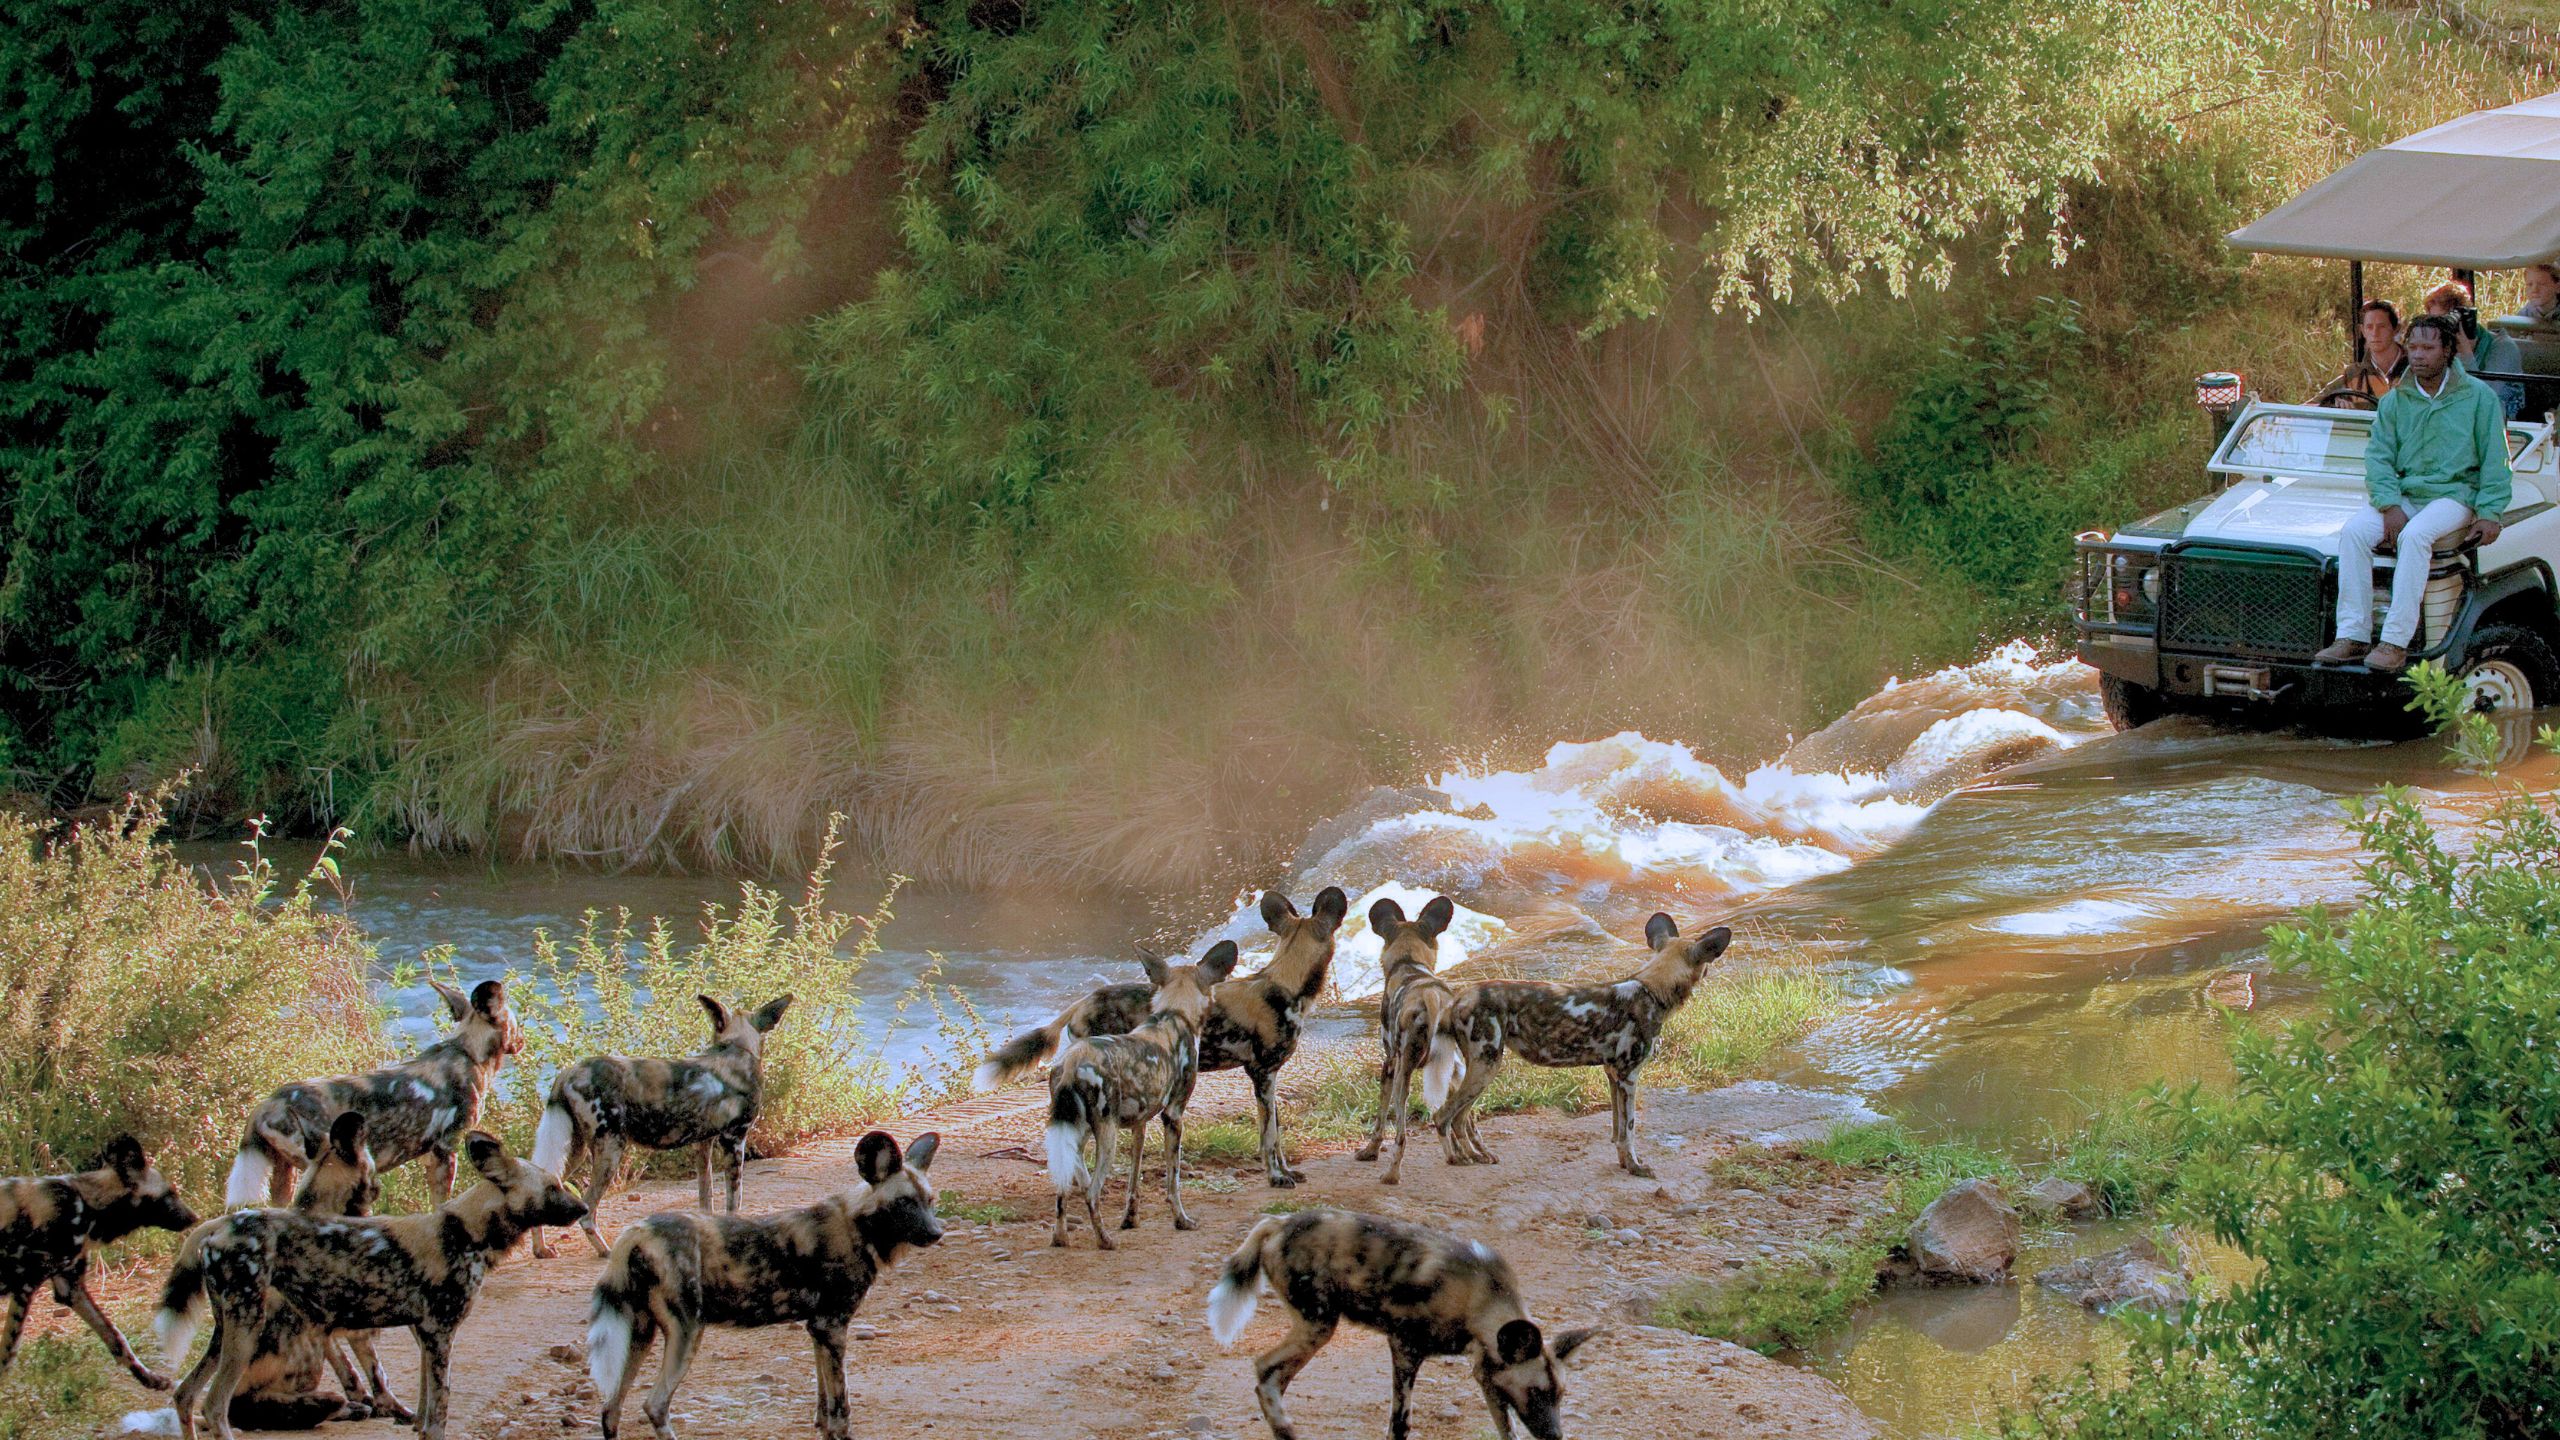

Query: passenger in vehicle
left=2335, top=299, right=2407, bottom=400
left=2318, top=314, right=2514, bottom=673
left=2520, top=262, right=2560, bottom=324
left=2425, top=280, right=2525, bottom=419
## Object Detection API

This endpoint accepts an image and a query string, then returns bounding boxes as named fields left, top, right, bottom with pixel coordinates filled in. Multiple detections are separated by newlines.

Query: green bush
left=0, top=793, right=384, bottom=1215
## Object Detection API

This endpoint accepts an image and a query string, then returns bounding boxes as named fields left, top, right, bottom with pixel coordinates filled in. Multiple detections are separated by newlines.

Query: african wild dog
left=1206, top=1208, right=1600, bottom=1440
left=977, top=886, right=1348, bottom=1187
left=132, top=1112, right=410, bottom=1433
left=1433, top=913, right=1732, bottom=1176
left=528, top=991, right=794, bottom=1258
left=0, top=1135, right=198, bottom=1391
left=225, top=978, right=525, bottom=1208
left=1044, top=942, right=1239, bottom=1249
left=1348, top=895, right=1462, bottom=1185
left=160, top=1132, right=585, bottom=1440
left=586, top=1130, right=942, bottom=1440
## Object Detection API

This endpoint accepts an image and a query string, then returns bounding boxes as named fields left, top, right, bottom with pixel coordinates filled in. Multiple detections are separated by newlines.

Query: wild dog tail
left=116, top=1409, right=179, bottom=1436
left=976, top=1012, right=1072, bottom=1093
left=1206, top=1217, right=1283, bottom=1346
left=1422, top=1030, right=1463, bottom=1112
left=223, top=1138, right=274, bottom=1209
left=587, top=1236, right=651, bottom=1402
left=531, top=1098, right=578, bottom=1176
left=1044, top=1084, right=1090, bottom=1195
left=152, top=1226, right=213, bottom=1367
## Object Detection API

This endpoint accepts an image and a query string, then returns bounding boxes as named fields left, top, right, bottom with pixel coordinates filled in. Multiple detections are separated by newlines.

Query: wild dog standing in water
left=586, top=1131, right=942, bottom=1440
left=1206, top=1208, right=1600, bottom=1440
left=0, top=1135, right=197, bottom=1390
left=134, top=1113, right=410, bottom=1433
left=977, top=886, right=1348, bottom=1187
left=1044, top=942, right=1239, bottom=1248
left=225, top=978, right=525, bottom=1207
left=160, top=1132, right=585, bottom=1440
left=529, top=992, right=794, bottom=1258
left=1434, top=914, right=1732, bottom=1176
left=1348, top=895, right=1462, bottom=1185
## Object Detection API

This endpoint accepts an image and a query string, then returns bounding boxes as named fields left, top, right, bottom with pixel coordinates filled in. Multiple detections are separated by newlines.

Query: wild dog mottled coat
left=975, top=886, right=1347, bottom=1186
left=160, top=1132, right=586, bottom=1440
left=529, top=992, right=793, bottom=1258
left=225, top=978, right=525, bottom=1207
left=1206, top=1208, right=1599, bottom=1440
left=0, top=1135, right=197, bottom=1390
left=1043, top=943, right=1239, bottom=1248
left=1348, top=895, right=1462, bottom=1185
left=586, top=1131, right=942, bottom=1440
left=1435, top=913, right=1732, bottom=1176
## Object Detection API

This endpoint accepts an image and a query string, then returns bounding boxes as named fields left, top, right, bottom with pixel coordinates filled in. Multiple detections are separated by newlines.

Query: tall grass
left=0, top=794, right=384, bottom=1210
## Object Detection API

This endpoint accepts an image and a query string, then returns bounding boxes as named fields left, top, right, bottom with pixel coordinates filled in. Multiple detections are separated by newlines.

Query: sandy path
left=125, top=1073, right=1890, bottom=1440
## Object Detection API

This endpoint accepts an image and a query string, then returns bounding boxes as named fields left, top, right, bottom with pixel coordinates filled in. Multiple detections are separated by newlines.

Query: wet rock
left=2023, top=1177, right=2099, bottom=1219
left=2034, top=1235, right=2191, bottom=1314
left=1907, top=1179, right=2017, bottom=1283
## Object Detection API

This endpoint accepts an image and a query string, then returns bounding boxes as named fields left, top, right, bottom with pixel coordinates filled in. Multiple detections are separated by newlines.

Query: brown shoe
left=2366, top=643, right=2408, bottom=673
left=2313, top=639, right=2371, bottom=666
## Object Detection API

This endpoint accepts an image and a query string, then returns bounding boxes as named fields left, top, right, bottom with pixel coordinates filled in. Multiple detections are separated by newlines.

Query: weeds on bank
left=0, top=1329, right=128, bottom=1440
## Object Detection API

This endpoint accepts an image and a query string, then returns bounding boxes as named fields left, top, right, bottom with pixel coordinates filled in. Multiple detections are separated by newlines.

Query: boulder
left=2033, top=1235, right=2191, bottom=1315
left=1906, top=1179, right=2018, bottom=1283
left=2023, top=1177, right=2099, bottom=1219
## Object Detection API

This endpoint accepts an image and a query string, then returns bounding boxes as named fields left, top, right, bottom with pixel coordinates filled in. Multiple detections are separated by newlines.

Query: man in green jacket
left=2315, top=313, right=2514, bottom=673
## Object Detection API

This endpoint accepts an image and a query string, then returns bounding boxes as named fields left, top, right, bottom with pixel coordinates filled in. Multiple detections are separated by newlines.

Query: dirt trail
left=126, top=1072, right=1891, bottom=1440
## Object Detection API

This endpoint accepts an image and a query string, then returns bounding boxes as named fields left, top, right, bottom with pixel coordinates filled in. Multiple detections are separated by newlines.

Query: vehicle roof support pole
left=2350, top=259, right=2365, bottom=365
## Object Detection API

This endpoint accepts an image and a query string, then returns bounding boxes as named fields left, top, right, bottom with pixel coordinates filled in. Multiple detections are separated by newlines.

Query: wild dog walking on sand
left=1045, top=942, right=1240, bottom=1248
left=0, top=1135, right=197, bottom=1390
left=529, top=992, right=794, bottom=1258
left=586, top=1131, right=943, bottom=1440
left=225, top=978, right=525, bottom=1207
left=1348, top=895, right=1462, bottom=1185
left=1435, top=914, right=1732, bottom=1176
left=978, top=886, right=1349, bottom=1187
left=129, top=1113, right=410, bottom=1434
left=160, top=1132, right=585, bottom=1440
left=1206, top=1209, right=1600, bottom=1440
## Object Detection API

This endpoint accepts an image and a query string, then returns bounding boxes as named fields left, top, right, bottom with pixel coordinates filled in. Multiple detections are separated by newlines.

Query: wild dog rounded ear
left=428, top=978, right=471, bottom=1022
left=698, top=994, right=735, bottom=1033
left=329, top=1112, right=370, bottom=1161
left=464, top=1131, right=507, bottom=1175
left=904, top=1132, right=940, bottom=1173
left=1551, top=1327, right=1601, bottom=1365
left=96, top=1134, right=148, bottom=1183
left=1141, top=954, right=1173, bottom=988
left=855, top=1131, right=903, bottom=1185
left=1259, top=890, right=1297, bottom=932
left=470, top=979, right=507, bottom=1016
left=1367, top=897, right=1408, bottom=941
left=1692, top=926, right=1734, bottom=965
left=1200, top=940, right=1241, bottom=983
left=1312, top=886, right=1349, bottom=929
left=1418, top=895, right=1457, bottom=941
left=1644, top=913, right=1678, bottom=951
left=1495, top=1318, right=1545, bottom=1367
left=750, top=994, right=794, bottom=1032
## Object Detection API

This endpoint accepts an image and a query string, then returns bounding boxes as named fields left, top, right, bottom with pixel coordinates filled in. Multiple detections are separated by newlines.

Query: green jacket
left=2365, top=362, right=2514, bottom=519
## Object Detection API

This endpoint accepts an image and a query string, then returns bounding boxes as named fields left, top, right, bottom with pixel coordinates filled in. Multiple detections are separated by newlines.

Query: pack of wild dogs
left=6, top=888, right=1733, bottom=1440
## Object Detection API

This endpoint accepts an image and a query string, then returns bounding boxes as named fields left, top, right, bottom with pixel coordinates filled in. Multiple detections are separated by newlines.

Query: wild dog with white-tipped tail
left=1435, top=913, right=1732, bottom=1176
left=1206, top=1208, right=1600, bottom=1440
left=528, top=991, right=792, bottom=1258
left=223, top=978, right=525, bottom=1208
left=975, top=886, right=1348, bottom=1187
left=1044, top=942, right=1238, bottom=1248
left=0, top=1135, right=197, bottom=1390
left=586, top=1130, right=942, bottom=1440
left=1348, top=895, right=1462, bottom=1185
left=160, top=1132, right=584, bottom=1440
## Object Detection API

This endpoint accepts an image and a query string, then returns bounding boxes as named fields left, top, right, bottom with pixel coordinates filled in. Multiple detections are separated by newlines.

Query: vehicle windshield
left=2213, top=409, right=2533, bottom=479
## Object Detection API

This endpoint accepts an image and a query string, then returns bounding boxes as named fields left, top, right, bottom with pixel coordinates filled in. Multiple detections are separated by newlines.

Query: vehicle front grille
left=2158, top=547, right=2328, bottom=660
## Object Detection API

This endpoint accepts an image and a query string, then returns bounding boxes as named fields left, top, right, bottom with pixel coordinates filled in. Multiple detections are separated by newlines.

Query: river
left=188, top=642, right=2555, bottom=1439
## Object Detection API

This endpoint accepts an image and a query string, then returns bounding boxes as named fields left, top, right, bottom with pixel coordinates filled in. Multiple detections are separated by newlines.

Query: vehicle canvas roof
left=2227, top=90, right=2560, bottom=269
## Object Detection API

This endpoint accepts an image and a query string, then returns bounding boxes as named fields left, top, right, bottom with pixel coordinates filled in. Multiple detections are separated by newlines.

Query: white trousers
left=2336, top=497, right=2472, bottom=647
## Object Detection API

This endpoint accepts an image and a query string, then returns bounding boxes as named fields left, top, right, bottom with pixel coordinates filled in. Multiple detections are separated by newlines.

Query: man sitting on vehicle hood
left=2317, top=313, right=2514, bottom=673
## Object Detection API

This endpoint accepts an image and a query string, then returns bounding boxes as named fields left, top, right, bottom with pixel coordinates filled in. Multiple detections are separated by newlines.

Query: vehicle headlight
left=2107, top=553, right=2159, bottom=626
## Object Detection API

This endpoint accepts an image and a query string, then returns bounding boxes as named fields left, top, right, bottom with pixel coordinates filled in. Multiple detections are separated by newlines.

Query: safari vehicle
left=2074, top=90, right=2560, bottom=729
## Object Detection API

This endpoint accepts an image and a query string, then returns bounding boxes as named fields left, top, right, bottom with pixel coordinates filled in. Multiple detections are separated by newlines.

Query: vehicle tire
left=2451, top=622, right=2560, bottom=715
left=2099, top=674, right=2174, bottom=731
